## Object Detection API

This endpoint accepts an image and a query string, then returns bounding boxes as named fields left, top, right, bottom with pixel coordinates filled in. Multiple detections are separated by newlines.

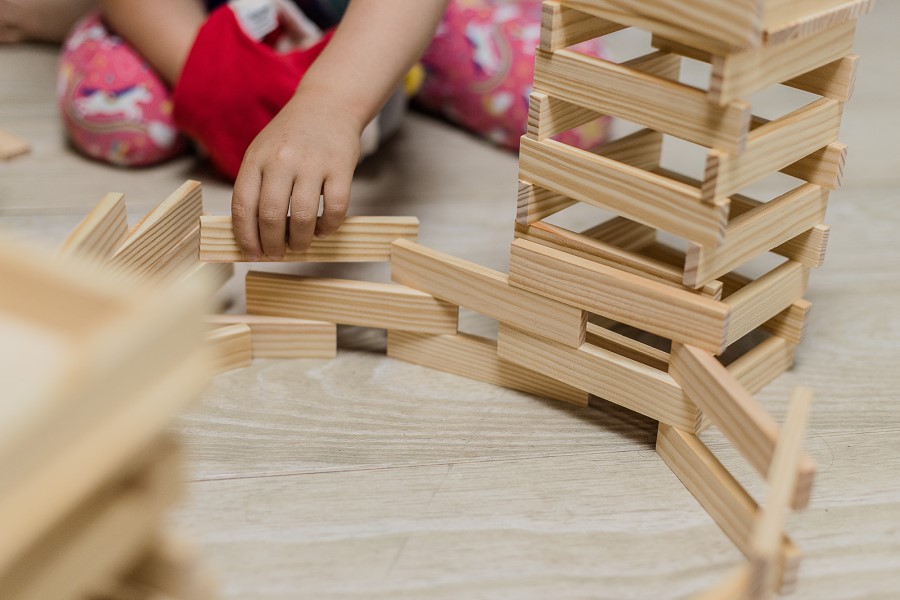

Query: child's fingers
left=315, top=174, right=351, bottom=238
left=288, top=177, right=322, bottom=252
left=257, top=169, right=294, bottom=259
left=232, top=165, right=264, bottom=260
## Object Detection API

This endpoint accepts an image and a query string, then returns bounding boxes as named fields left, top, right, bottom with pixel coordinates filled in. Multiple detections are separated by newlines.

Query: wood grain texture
left=387, top=330, right=589, bottom=407
left=206, top=324, right=253, bottom=374
left=532, top=48, right=751, bottom=153
left=206, top=314, right=336, bottom=359
left=762, top=0, right=875, bottom=47
left=580, top=216, right=657, bottom=251
left=200, top=216, right=419, bottom=263
left=669, top=343, right=815, bottom=510
left=726, top=336, right=796, bottom=395
left=391, top=239, right=586, bottom=347
left=724, top=262, right=810, bottom=345
left=508, top=239, right=731, bottom=353
left=58, top=192, right=128, bottom=261
left=539, top=1, right=625, bottom=52
left=245, top=271, right=459, bottom=334
left=0, top=128, right=29, bottom=160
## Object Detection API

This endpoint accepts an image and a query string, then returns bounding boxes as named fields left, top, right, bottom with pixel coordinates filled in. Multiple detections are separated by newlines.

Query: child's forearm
left=293, top=0, right=448, bottom=130
left=100, top=0, right=204, bottom=84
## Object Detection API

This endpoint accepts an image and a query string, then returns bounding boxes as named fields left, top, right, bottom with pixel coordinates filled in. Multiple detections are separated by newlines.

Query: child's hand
left=232, top=93, right=363, bottom=260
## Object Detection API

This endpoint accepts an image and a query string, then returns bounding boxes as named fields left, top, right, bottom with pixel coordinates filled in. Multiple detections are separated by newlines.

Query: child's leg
left=0, top=0, right=95, bottom=44
left=416, top=0, right=610, bottom=151
left=57, top=11, right=186, bottom=167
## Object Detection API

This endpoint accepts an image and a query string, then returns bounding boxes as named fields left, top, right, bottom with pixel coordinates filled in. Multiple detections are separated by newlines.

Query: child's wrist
left=293, top=82, right=369, bottom=134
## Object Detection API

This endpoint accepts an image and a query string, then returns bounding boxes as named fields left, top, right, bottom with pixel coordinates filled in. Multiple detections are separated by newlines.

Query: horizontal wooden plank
left=508, top=239, right=731, bottom=353
left=205, top=324, right=253, bottom=374
left=727, top=335, right=797, bottom=395
left=498, top=323, right=698, bottom=430
left=670, top=343, right=816, bottom=509
left=200, top=215, right=419, bottom=263
left=532, top=48, right=751, bottom=152
left=387, top=330, right=589, bottom=407
left=539, top=1, right=626, bottom=51
left=519, top=136, right=728, bottom=246
left=391, top=239, right=586, bottom=347
left=763, top=0, right=874, bottom=47
left=245, top=272, right=459, bottom=334
left=579, top=216, right=657, bottom=251
left=685, top=184, right=829, bottom=287
left=586, top=323, right=670, bottom=372
left=724, top=261, right=810, bottom=345
left=782, top=141, right=847, bottom=189
left=58, top=192, right=128, bottom=261
left=206, top=314, right=337, bottom=359
left=0, top=128, right=30, bottom=160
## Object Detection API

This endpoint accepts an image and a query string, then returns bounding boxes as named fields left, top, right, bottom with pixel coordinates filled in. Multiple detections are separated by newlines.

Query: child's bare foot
left=0, top=0, right=95, bottom=44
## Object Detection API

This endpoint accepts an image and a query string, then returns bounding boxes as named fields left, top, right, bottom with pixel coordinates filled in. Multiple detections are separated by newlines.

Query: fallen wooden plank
left=205, top=324, right=254, bottom=373
left=0, top=129, right=30, bottom=160
left=498, top=323, right=699, bottom=431
left=391, top=239, right=586, bottom=347
left=533, top=48, right=751, bottom=152
left=245, top=272, right=459, bottom=334
left=58, top=193, right=129, bottom=261
left=727, top=335, right=797, bottom=395
left=387, top=330, right=589, bottom=407
left=199, top=215, right=419, bottom=263
left=206, top=314, right=336, bottom=359
left=656, top=424, right=802, bottom=592
left=724, top=262, right=810, bottom=345
left=508, top=239, right=731, bottom=353
left=670, top=343, right=816, bottom=509
left=539, top=0, right=625, bottom=51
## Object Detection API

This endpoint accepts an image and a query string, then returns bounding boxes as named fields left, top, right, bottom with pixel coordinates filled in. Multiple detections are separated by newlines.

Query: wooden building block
left=762, top=0, right=874, bottom=47
left=206, top=314, right=336, bottom=359
left=199, top=215, right=419, bottom=263
left=245, top=272, right=459, bottom=334
left=205, top=324, right=254, bottom=373
left=727, top=335, right=797, bottom=395
left=58, top=192, right=128, bottom=261
left=387, top=330, right=589, bottom=407
left=509, top=239, right=731, bottom=353
left=0, top=439, right=181, bottom=600
left=0, top=129, right=29, bottom=160
left=783, top=55, right=859, bottom=102
left=498, top=323, right=699, bottom=431
left=111, top=180, right=203, bottom=275
left=685, top=184, right=829, bottom=287
left=580, top=216, right=657, bottom=251
left=586, top=323, right=670, bottom=372
left=519, top=137, right=728, bottom=246
left=702, top=99, right=843, bottom=202
left=781, top=142, right=847, bottom=190
left=656, top=424, right=802, bottom=592
left=148, top=224, right=201, bottom=281
left=539, top=1, right=625, bottom=52
left=724, top=262, right=810, bottom=346
left=390, top=239, right=586, bottom=347
left=670, top=343, right=815, bottom=509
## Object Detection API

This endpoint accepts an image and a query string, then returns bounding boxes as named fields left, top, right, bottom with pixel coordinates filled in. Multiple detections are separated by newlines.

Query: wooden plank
left=58, top=192, right=128, bottom=261
left=508, top=239, right=731, bottom=353
left=763, top=0, right=875, bottom=47
left=498, top=323, right=699, bottom=431
left=539, top=1, right=625, bottom=51
left=782, top=142, right=847, bottom=190
left=579, top=216, right=656, bottom=251
left=685, top=184, right=829, bottom=287
left=670, top=343, right=816, bottom=510
left=111, top=180, right=203, bottom=275
left=533, top=48, right=751, bottom=152
left=148, top=224, right=201, bottom=280
left=390, top=239, right=586, bottom=347
left=516, top=181, right=576, bottom=226
left=245, top=272, right=459, bottom=334
left=724, top=262, right=810, bottom=345
left=519, top=137, right=728, bottom=246
left=655, top=424, right=802, bottom=591
left=0, top=128, right=30, bottom=160
left=515, top=220, right=723, bottom=299
left=0, top=439, right=181, bottom=600
left=702, top=99, right=843, bottom=201
left=120, top=531, right=216, bottom=600
left=387, top=330, right=589, bottom=407
left=727, top=335, right=797, bottom=395
left=206, top=314, right=336, bottom=359
left=586, top=323, right=670, bottom=372
left=199, top=215, right=419, bottom=263
left=205, top=324, right=253, bottom=374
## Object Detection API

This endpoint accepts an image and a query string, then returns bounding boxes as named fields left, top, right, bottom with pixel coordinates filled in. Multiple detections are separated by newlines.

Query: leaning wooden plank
left=387, top=330, right=588, bottom=407
left=147, top=224, right=201, bottom=280
left=519, top=137, right=728, bottom=246
left=205, top=324, right=253, bottom=373
left=533, top=48, right=751, bottom=152
left=0, top=439, right=180, bottom=600
left=763, top=0, right=875, bottom=47
left=727, top=335, right=797, bottom=395
left=245, top=272, right=459, bottom=334
left=516, top=221, right=722, bottom=298
left=509, top=239, right=731, bottom=353
left=539, top=1, right=625, bottom=51
left=685, top=184, right=829, bottom=287
left=207, top=314, right=336, bottom=359
left=199, top=215, right=419, bottom=262
left=390, top=239, right=586, bottom=347
left=111, top=180, right=203, bottom=274
left=0, top=129, right=30, bottom=160
left=579, top=216, right=657, bottom=251
left=724, top=262, right=810, bottom=345
left=498, top=323, right=699, bottom=431
left=58, top=192, right=128, bottom=261
left=702, top=98, right=843, bottom=201
left=670, top=343, right=815, bottom=509
left=655, top=424, right=802, bottom=592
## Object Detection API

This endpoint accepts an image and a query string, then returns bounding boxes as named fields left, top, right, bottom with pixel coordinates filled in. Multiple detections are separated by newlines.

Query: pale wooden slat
left=579, top=216, right=657, bottom=251
left=724, top=262, right=810, bottom=345
left=539, top=1, right=625, bottom=52
left=727, top=335, right=797, bottom=395
left=0, top=128, right=30, bottom=160
left=206, top=314, right=336, bottom=359
left=205, top=324, right=253, bottom=374
left=763, top=0, right=875, bottom=47
left=58, top=192, right=128, bottom=261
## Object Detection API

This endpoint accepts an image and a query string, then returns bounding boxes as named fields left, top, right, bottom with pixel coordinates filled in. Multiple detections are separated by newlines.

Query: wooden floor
left=2, top=8, right=900, bottom=599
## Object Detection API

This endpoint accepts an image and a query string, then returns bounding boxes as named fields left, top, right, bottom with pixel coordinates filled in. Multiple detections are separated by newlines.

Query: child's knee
left=57, top=11, right=186, bottom=167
